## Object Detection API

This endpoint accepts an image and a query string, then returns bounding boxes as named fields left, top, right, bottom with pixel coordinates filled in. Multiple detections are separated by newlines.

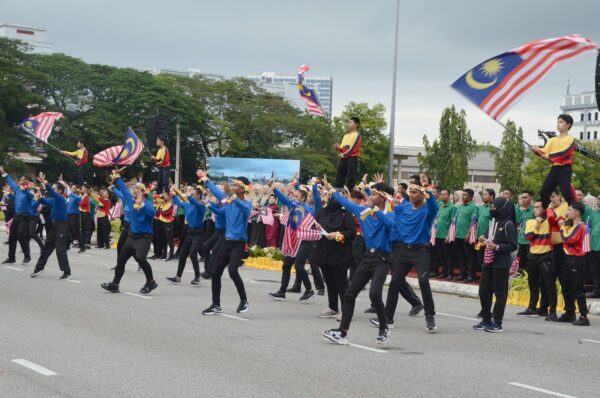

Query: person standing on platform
left=152, top=137, right=171, bottom=194
left=334, top=117, right=362, bottom=191
left=62, top=139, right=89, bottom=185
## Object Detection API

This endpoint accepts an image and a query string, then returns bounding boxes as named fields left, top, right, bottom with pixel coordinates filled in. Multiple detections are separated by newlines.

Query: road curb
left=405, top=277, right=480, bottom=299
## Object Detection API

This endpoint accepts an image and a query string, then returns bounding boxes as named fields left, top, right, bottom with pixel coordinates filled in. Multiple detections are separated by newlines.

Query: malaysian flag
left=468, top=214, right=478, bottom=244
left=112, top=128, right=145, bottom=166
left=448, top=210, right=458, bottom=243
left=281, top=205, right=318, bottom=257
left=93, top=145, right=123, bottom=167
left=583, top=220, right=592, bottom=253
left=18, top=112, right=63, bottom=143
left=452, top=35, right=596, bottom=121
left=280, top=205, right=290, bottom=225
left=297, top=65, right=325, bottom=117
left=260, top=207, right=275, bottom=226
left=430, top=219, right=437, bottom=246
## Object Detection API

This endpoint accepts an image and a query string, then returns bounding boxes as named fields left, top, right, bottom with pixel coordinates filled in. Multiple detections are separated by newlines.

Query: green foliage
left=418, top=106, right=477, bottom=190
left=248, top=245, right=283, bottom=261
left=332, top=102, right=389, bottom=179
left=494, top=120, right=525, bottom=192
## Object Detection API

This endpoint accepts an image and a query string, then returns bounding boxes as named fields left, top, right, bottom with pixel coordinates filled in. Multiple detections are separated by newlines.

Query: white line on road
left=507, top=382, right=577, bottom=398
left=437, top=312, right=477, bottom=321
left=4, top=266, right=23, bottom=271
left=124, top=292, right=153, bottom=300
left=581, top=338, right=600, bottom=344
left=348, top=343, right=389, bottom=354
left=67, top=279, right=82, bottom=284
left=221, top=314, right=250, bottom=321
left=11, top=359, right=58, bottom=376
left=75, top=253, right=92, bottom=257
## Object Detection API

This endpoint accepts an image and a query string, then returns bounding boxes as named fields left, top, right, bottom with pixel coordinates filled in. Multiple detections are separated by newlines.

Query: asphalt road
left=0, top=240, right=599, bottom=398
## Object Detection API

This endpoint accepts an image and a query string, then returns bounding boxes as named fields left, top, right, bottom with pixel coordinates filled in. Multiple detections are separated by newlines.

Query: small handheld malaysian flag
left=583, top=220, right=591, bottom=253
left=447, top=210, right=458, bottom=243
left=468, top=215, right=478, bottom=244
left=18, top=112, right=63, bottom=143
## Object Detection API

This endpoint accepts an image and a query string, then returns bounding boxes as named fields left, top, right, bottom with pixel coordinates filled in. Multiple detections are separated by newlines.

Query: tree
left=494, top=120, right=525, bottom=193
left=418, top=106, right=477, bottom=191
left=332, top=102, right=389, bottom=179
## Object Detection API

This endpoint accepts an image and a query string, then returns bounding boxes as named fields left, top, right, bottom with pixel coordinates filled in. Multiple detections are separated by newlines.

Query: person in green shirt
left=586, top=196, right=600, bottom=299
left=455, top=189, right=479, bottom=282
left=432, top=188, right=456, bottom=279
left=575, top=188, right=593, bottom=221
left=516, top=190, right=535, bottom=272
left=476, top=189, right=495, bottom=270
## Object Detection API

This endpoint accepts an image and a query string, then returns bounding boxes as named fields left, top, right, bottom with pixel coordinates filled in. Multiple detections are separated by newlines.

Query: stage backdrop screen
left=207, top=157, right=300, bottom=184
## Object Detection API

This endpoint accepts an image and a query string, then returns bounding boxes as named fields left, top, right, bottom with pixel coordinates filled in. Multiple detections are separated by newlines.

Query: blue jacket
left=30, top=199, right=40, bottom=216
left=272, top=188, right=316, bottom=226
left=111, top=186, right=131, bottom=223
left=206, top=180, right=252, bottom=241
left=172, top=195, right=205, bottom=229
left=115, top=177, right=154, bottom=235
left=332, top=192, right=394, bottom=253
left=209, top=201, right=226, bottom=231
left=2, top=174, right=33, bottom=215
left=392, top=192, right=439, bottom=245
left=67, top=192, right=82, bottom=215
left=40, top=184, right=68, bottom=222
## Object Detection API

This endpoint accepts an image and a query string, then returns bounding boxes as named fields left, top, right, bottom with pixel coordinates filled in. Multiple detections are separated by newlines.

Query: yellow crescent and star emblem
left=465, top=58, right=503, bottom=90
left=120, top=137, right=135, bottom=158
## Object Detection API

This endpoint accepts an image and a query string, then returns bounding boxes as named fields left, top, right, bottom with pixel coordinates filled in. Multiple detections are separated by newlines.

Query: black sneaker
left=476, top=312, right=483, bottom=318
left=430, top=272, right=440, bottom=279
left=1, top=258, right=16, bottom=264
left=101, top=282, right=120, bottom=293
left=200, top=271, right=211, bottom=280
left=484, top=322, right=503, bottom=333
left=30, top=268, right=45, bottom=278
left=191, top=277, right=200, bottom=285
left=300, top=290, right=315, bottom=302
left=149, top=255, right=157, bottom=260
left=572, top=316, right=590, bottom=326
left=369, top=317, right=396, bottom=329
left=166, top=276, right=181, bottom=284
left=317, top=290, right=325, bottom=296
left=364, top=306, right=376, bottom=314
left=554, top=313, right=576, bottom=323
left=286, top=287, right=301, bottom=293
left=22, top=256, right=31, bottom=264
left=409, top=303, right=424, bottom=316
left=536, top=308, right=548, bottom=317
left=77, top=248, right=86, bottom=253
left=545, top=312, right=558, bottom=321
left=165, top=255, right=174, bottom=262
left=237, top=300, right=251, bottom=313
left=202, top=304, right=223, bottom=315
left=426, top=315, right=437, bottom=331
left=268, top=291, right=286, bottom=301
left=58, top=273, right=71, bottom=280
left=473, top=321, right=490, bottom=330
left=376, top=327, right=390, bottom=344
left=140, top=280, right=158, bottom=294
left=516, top=308, right=538, bottom=317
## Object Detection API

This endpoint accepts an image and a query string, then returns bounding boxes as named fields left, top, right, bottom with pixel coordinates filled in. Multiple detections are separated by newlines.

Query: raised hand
left=196, top=169, right=207, bottom=179
left=0, top=165, right=5, bottom=175
left=36, top=172, right=46, bottom=184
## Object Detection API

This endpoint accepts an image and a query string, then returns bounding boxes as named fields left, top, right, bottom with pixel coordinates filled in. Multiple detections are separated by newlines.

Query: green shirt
left=456, top=201, right=478, bottom=240
left=590, top=209, right=600, bottom=252
left=583, top=205, right=592, bottom=223
left=476, top=203, right=491, bottom=238
left=516, top=205, right=535, bottom=245
left=90, top=198, right=98, bottom=216
left=435, top=201, right=456, bottom=239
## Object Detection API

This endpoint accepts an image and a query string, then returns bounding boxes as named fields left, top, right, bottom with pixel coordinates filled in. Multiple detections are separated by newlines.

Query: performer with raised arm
left=0, top=165, right=34, bottom=264
left=323, top=181, right=395, bottom=345
left=30, top=173, right=72, bottom=279
left=202, top=185, right=229, bottom=279
left=166, top=186, right=206, bottom=285
left=101, top=170, right=158, bottom=295
left=334, top=117, right=362, bottom=190
left=198, top=170, right=252, bottom=315
left=61, top=139, right=89, bottom=185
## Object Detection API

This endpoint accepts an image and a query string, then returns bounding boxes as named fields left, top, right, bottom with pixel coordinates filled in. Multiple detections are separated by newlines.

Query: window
left=580, top=132, right=584, bottom=139
left=566, top=97, right=573, bottom=106
left=581, top=113, right=585, bottom=121
left=584, top=96, right=592, bottom=104
left=589, top=113, right=592, bottom=121
left=596, top=112, right=598, bottom=121
left=575, top=97, right=582, bottom=105
left=595, top=131, right=598, bottom=140
left=587, top=131, right=591, bottom=140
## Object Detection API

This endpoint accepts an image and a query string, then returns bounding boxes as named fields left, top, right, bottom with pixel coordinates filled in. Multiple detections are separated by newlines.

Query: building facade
left=245, top=72, right=333, bottom=117
left=560, top=90, right=600, bottom=142
left=146, top=68, right=224, bottom=81
left=0, top=22, right=53, bottom=53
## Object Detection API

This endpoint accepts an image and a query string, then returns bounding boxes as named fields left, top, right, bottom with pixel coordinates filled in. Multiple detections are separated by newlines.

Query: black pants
left=350, top=234, right=365, bottom=280
left=386, top=245, right=432, bottom=319
left=527, top=252, right=553, bottom=312
left=157, top=167, right=170, bottom=194
left=553, top=244, right=574, bottom=313
left=174, top=214, right=186, bottom=240
left=320, top=263, right=349, bottom=312
left=211, top=240, right=247, bottom=306
left=281, top=241, right=313, bottom=292
left=203, top=230, right=224, bottom=275
left=176, top=229, right=204, bottom=278
left=35, top=221, right=70, bottom=274
left=590, top=251, right=600, bottom=296
left=334, top=156, right=358, bottom=191
left=540, top=165, right=575, bottom=209
left=291, top=243, right=325, bottom=291
left=161, top=220, right=174, bottom=257
left=77, top=164, right=88, bottom=186
left=340, top=251, right=390, bottom=332
left=68, top=213, right=83, bottom=248
left=455, top=238, right=477, bottom=278
left=565, top=256, right=588, bottom=316
left=517, top=244, right=529, bottom=272
left=117, top=221, right=130, bottom=255
left=479, top=266, right=509, bottom=325
left=8, top=214, right=30, bottom=260
left=96, top=217, right=111, bottom=248
left=80, top=211, right=92, bottom=245
left=113, top=234, right=154, bottom=284
left=29, top=216, right=44, bottom=249
left=433, top=238, right=450, bottom=274
left=152, top=220, right=162, bottom=257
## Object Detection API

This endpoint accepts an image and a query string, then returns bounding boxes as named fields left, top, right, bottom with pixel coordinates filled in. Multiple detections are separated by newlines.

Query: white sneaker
left=322, top=329, right=349, bottom=345
left=318, top=308, right=338, bottom=318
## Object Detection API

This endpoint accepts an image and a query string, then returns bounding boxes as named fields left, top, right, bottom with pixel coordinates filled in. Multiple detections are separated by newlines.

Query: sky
left=2, top=0, right=600, bottom=147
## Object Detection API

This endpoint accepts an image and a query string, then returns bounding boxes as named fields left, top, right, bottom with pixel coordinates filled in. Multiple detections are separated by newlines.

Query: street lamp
left=388, top=0, right=400, bottom=185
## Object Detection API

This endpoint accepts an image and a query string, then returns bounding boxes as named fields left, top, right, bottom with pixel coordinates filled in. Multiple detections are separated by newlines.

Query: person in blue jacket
left=101, top=172, right=158, bottom=295
left=0, top=165, right=34, bottom=264
left=203, top=193, right=228, bottom=279
left=30, top=173, right=71, bottom=279
left=66, top=184, right=85, bottom=253
left=198, top=170, right=252, bottom=315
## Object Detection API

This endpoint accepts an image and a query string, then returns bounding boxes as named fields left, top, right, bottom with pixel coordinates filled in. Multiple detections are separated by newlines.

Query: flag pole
left=26, top=132, right=77, bottom=163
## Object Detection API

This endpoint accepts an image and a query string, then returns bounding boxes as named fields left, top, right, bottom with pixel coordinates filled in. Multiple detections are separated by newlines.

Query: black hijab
left=317, top=200, right=346, bottom=232
left=490, top=197, right=511, bottom=228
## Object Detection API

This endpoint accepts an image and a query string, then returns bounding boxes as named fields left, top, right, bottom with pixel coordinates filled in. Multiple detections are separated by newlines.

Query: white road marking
left=4, top=266, right=23, bottom=271
left=75, top=253, right=92, bottom=257
left=11, top=359, right=58, bottom=376
left=581, top=338, right=600, bottom=344
left=507, top=382, right=577, bottom=398
left=124, top=292, right=153, bottom=300
left=437, top=312, right=477, bottom=321
left=221, top=314, right=250, bottom=321
left=67, top=279, right=82, bottom=284
left=348, top=343, right=388, bottom=354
